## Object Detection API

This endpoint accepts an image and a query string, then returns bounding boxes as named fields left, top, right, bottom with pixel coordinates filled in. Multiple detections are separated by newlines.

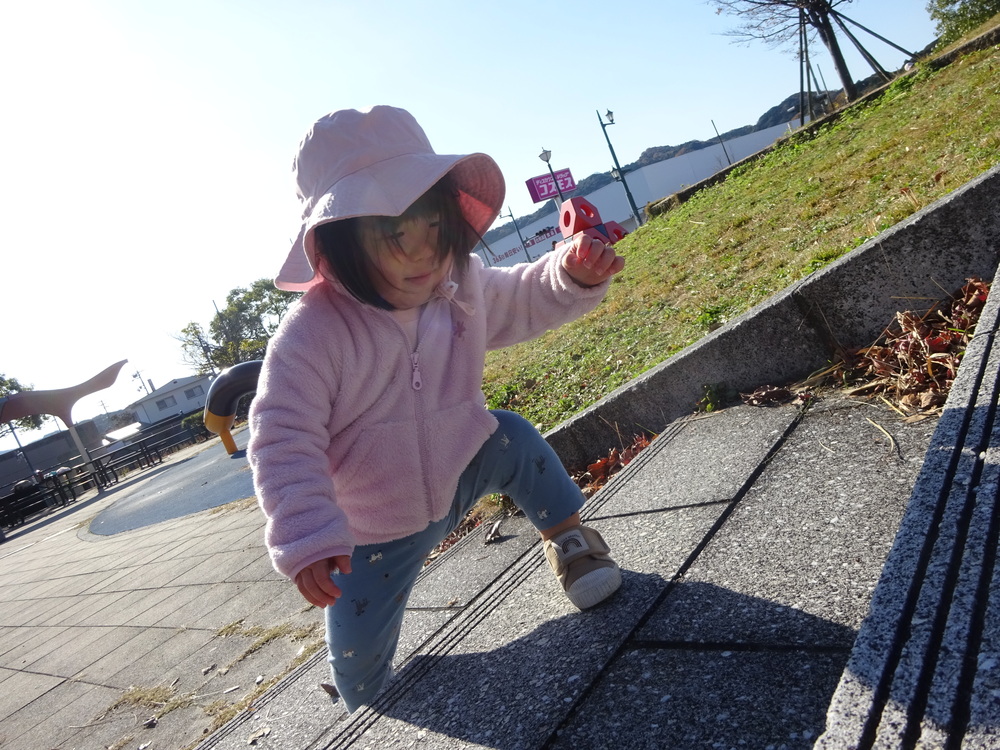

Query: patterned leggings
left=324, top=409, right=585, bottom=712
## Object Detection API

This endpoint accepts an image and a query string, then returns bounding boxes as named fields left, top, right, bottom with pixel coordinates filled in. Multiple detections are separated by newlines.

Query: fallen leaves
left=248, top=725, right=271, bottom=744
left=741, top=385, right=814, bottom=407
left=571, top=433, right=654, bottom=497
left=829, top=277, right=988, bottom=413
left=745, top=276, right=990, bottom=416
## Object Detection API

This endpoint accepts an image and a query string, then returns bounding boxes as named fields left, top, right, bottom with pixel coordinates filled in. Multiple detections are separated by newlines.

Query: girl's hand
left=294, top=554, right=353, bottom=608
left=562, top=233, right=626, bottom=287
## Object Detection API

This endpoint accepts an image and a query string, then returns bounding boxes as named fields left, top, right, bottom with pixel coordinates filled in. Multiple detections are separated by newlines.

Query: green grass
left=483, top=17, right=1000, bottom=433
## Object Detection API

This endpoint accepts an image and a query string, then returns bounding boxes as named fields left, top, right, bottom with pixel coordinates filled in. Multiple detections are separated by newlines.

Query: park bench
left=147, top=428, right=200, bottom=457
left=0, top=480, right=58, bottom=529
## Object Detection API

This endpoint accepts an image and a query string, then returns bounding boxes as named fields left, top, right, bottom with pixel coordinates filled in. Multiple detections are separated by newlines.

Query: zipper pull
left=410, top=352, right=423, bottom=391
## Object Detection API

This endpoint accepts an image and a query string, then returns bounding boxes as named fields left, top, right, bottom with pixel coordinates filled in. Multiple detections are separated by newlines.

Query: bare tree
left=712, top=0, right=894, bottom=102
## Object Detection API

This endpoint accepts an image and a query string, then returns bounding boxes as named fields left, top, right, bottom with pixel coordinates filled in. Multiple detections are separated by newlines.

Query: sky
left=0, top=0, right=937, bottom=451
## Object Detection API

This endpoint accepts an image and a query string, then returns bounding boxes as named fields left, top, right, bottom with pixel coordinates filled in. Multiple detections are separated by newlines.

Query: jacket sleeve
left=476, top=246, right=610, bottom=350
left=247, top=303, right=355, bottom=580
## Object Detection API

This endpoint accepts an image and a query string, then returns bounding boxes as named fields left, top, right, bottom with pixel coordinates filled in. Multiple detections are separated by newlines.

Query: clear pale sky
left=0, top=0, right=937, bottom=450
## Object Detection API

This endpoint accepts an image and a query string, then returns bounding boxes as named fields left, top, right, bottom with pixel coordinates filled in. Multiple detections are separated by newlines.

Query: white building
left=129, top=374, right=214, bottom=425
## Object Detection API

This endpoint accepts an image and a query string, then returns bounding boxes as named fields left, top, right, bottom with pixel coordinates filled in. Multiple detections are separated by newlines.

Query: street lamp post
left=538, top=149, right=565, bottom=202
left=499, top=205, right=531, bottom=261
left=597, top=109, right=643, bottom=226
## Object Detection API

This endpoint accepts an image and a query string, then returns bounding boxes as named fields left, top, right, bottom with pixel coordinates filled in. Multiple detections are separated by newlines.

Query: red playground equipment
left=558, top=196, right=628, bottom=247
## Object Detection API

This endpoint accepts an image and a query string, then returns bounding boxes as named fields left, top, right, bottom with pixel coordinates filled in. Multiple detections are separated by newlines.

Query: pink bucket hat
left=275, top=106, right=506, bottom=292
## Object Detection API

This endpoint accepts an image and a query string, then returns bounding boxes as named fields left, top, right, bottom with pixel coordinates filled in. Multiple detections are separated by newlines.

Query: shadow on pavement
left=362, top=579, right=856, bottom=750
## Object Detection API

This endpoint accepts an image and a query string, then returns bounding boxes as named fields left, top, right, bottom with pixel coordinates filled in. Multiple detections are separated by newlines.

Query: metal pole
left=597, top=110, right=643, bottom=226
left=799, top=9, right=807, bottom=124
left=831, top=9, right=917, bottom=59
left=476, top=243, right=492, bottom=268
left=817, top=65, right=834, bottom=111
left=500, top=206, right=531, bottom=262
left=803, top=10, right=814, bottom=121
left=831, top=10, right=891, bottom=82
left=6, top=422, right=36, bottom=473
left=545, top=162, right=565, bottom=202
left=711, top=120, right=732, bottom=165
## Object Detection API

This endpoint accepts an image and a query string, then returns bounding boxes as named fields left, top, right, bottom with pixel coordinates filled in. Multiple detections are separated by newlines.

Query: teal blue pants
left=324, top=410, right=585, bottom=712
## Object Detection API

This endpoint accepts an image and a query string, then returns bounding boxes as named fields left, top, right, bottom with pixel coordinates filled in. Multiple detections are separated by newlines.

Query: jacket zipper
left=386, top=309, right=433, bottom=514
left=410, top=352, right=423, bottom=390
left=407, top=330, right=433, bottom=517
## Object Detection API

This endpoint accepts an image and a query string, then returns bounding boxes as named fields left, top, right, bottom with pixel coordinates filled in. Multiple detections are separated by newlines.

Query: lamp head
left=539, top=149, right=551, bottom=163
left=605, top=110, right=614, bottom=124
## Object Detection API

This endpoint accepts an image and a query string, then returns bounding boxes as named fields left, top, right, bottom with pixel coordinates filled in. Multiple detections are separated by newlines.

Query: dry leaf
left=248, top=726, right=271, bottom=744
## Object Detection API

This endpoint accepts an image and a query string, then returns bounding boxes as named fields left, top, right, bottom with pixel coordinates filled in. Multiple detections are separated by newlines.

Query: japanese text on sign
left=525, top=169, right=576, bottom=203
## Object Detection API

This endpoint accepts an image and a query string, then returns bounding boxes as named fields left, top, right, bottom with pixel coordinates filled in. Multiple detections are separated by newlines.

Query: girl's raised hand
left=562, top=233, right=626, bottom=288
left=294, top=554, right=353, bottom=608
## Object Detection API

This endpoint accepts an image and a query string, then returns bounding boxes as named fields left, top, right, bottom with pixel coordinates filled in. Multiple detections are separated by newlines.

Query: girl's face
left=357, top=213, right=451, bottom=310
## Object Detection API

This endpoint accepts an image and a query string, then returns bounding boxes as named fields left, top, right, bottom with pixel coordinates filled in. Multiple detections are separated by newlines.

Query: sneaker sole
left=566, top=565, right=622, bottom=610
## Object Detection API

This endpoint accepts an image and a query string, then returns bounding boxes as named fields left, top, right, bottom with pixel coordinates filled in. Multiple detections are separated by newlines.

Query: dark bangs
left=313, top=174, right=477, bottom=309
left=313, top=218, right=385, bottom=307
left=398, top=174, right=475, bottom=277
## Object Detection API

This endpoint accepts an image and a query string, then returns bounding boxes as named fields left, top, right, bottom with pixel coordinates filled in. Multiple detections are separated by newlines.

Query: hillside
left=483, top=91, right=819, bottom=245
left=482, top=17, right=1000, bottom=437
left=484, top=41, right=938, bottom=247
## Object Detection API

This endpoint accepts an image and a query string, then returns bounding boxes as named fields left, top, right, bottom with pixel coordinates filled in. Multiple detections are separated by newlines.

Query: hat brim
left=275, top=151, right=504, bottom=292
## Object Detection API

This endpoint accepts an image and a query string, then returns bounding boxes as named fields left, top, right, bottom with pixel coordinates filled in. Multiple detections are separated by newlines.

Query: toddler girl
left=248, top=105, right=625, bottom=712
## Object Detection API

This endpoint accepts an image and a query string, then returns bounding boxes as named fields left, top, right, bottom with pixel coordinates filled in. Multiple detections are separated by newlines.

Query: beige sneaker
left=543, top=526, right=622, bottom=609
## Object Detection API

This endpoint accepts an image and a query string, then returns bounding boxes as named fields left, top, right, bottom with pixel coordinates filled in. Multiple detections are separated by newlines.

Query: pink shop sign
left=526, top=169, right=576, bottom=203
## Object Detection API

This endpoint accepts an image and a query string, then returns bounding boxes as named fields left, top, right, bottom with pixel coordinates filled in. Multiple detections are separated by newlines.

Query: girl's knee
left=489, top=410, right=549, bottom=451
left=490, top=408, right=535, bottom=435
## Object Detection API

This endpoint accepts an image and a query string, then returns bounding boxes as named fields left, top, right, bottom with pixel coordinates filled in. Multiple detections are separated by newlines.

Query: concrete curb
left=817, top=237, right=1000, bottom=747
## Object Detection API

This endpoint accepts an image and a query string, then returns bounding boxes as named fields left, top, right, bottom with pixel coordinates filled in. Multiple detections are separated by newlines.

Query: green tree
left=178, top=280, right=298, bottom=373
left=927, top=0, right=1000, bottom=43
left=0, top=374, right=49, bottom=437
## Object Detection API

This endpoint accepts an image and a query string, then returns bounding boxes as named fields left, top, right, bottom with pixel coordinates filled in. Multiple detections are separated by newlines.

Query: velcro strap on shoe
left=551, top=527, right=610, bottom=564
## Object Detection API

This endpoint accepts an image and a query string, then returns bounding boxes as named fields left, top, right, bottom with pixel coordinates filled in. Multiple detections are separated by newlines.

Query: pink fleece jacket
left=247, top=249, right=608, bottom=580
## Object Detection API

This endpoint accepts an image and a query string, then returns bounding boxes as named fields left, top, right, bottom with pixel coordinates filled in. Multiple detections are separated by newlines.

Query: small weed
left=215, top=620, right=322, bottom=659
left=807, top=247, right=845, bottom=272
left=109, top=684, right=183, bottom=712
left=215, top=620, right=246, bottom=638
left=102, top=682, right=193, bottom=729
left=696, top=303, right=729, bottom=330
left=695, top=383, right=736, bottom=413
left=162, top=619, right=326, bottom=749
left=209, top=495, right=258, bottom=514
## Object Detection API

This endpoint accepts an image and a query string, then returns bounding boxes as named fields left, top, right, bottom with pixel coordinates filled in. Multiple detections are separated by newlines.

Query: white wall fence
left=482, top=119, right=801, bottom=267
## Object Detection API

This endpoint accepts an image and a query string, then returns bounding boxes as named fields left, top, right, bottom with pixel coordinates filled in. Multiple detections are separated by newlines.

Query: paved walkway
left=0, top=392, right=939, bottom=749
left=0, top=431, right=323, bottom=750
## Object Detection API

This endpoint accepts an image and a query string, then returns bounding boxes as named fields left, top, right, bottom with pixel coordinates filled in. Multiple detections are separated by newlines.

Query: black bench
left=0, top=481, right=58, bottom=528
left=148, top=431, right=198, bottom=456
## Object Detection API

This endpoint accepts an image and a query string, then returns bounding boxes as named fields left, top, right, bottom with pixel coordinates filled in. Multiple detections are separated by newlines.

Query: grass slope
left=483, top=18, right=1000, bottom=433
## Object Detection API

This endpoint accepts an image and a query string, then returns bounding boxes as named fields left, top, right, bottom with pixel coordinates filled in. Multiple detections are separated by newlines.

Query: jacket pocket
left=329, top=419, right=427, bottom=540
